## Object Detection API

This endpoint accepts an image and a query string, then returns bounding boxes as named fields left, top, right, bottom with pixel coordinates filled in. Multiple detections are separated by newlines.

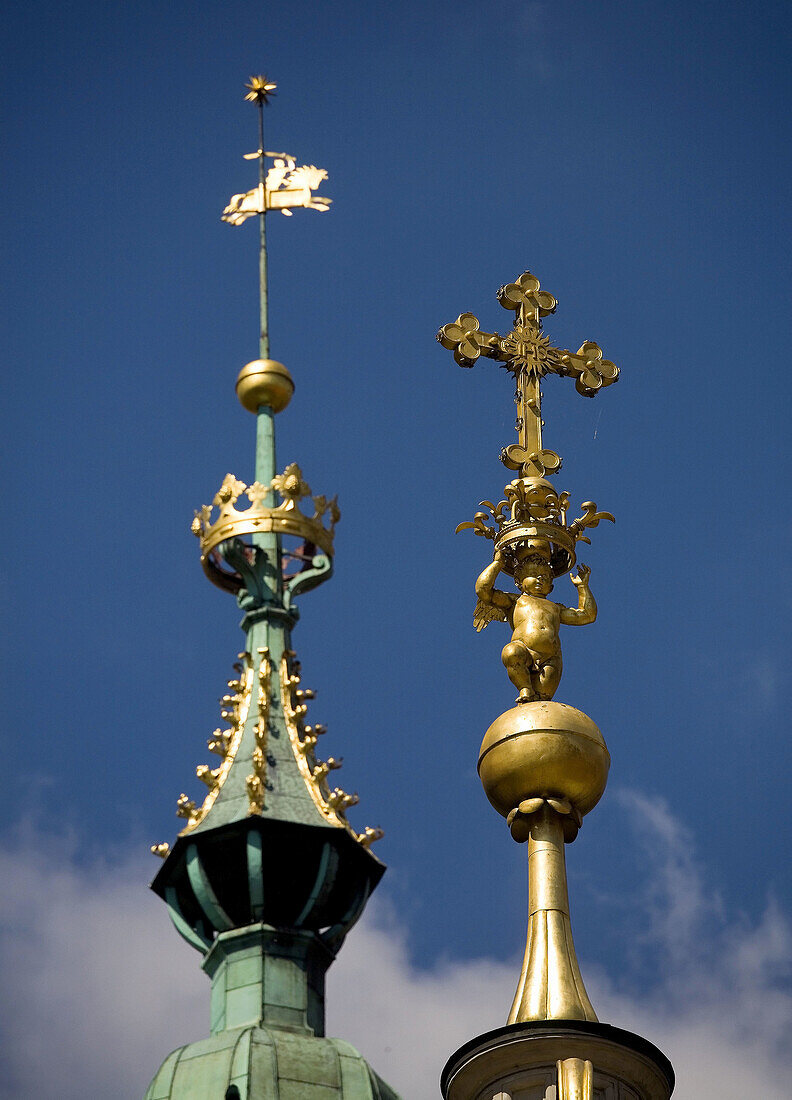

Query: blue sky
left=2, top=1, right=792, bottom=1096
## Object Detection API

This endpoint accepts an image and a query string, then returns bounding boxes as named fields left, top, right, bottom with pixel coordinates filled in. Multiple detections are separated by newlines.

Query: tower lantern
left=144, top=78, right=399, bottom=1100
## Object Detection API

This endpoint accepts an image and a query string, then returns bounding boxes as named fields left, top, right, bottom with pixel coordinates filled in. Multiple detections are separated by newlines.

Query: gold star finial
left=244, top=75, right=277, bottom=104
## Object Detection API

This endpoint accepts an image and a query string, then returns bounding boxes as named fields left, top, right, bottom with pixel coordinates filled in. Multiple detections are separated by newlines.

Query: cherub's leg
left=535, top=656, right=563, bottom=701
left=502, top=641, right=537, bottom=701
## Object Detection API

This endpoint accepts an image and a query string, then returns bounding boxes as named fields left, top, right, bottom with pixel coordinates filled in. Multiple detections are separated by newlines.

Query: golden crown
left=456, top=476, right=613, bottom=577
left=192, top=463, right=340, bottom=591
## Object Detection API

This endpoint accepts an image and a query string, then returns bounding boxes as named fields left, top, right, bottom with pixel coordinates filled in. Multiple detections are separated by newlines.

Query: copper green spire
left=144, top=77, right=396, bottom=1100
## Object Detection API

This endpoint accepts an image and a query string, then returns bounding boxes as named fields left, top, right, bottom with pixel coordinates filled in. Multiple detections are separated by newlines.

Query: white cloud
left=334, top=792, right=792, bottom=1099
left=0, top=826, right=205, bottom=1099
left=0, top=799, right=789, bottom=1099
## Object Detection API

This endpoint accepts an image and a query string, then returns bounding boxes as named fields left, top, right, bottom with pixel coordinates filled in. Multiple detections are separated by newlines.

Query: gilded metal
left=456, top=477, right=614, bottom=579
left=557, top=1058, right=594, bottom=1100
left=356, top=826, right=385, bottom=848
left=177, top=653, right=254, bottom=835
left=235, top=358, right=294, bottom=414
left=150, top=842, right=170, bottom=859
left=474, top=550, right=596, bottom=703
left=507, top=806, right=598, bottom=1024
left=280, top=651, right=354, bottom=829
left=442, top=269, right=621, bottom=1037
left=275, top=650, right=381, bottom=846
left=175, top=794, right=197, bottom=825
left=246, top=647, right=271, bottom=815
left=478, top=701, right=609, bottom=826
left=243, top=75, right=277, bottom=104
left=438, top=271, right=618, bottom=479
left=222, top=155, right=332, bottom=224
left=192, top=465, right=340, bottom=592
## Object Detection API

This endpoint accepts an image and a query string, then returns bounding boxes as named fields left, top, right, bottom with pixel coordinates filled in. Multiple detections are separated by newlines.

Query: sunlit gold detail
left=478, top=702, right=609, bottom=823
left=196, top=764, right=221, bottom=790
left=280, top=650, right=345, bottom=826
left=356, top=826, right=384, bottom=848
left=507, top=805, right=598, bottom=1024
left=311, top=757, right=342, bottom=782
left=557, top=1058, right=594, bottom=1100
left=192, top=466, right=339, bottom=588
left=208, top=728, right=233, bottom=758
left=235, top=358, right=294, bottom=414
left=280, top=651, right=371, bottom=843
left=474, top=551, right=597, bottom=702
left=150, top=842, right=170, bottom=859
left=438, top=271, right=618, bottom=479
left=507, top=796, right=581, bottom=845
left=457, top=477, right=613, bottom=579
left=246, top=647, right=271, bottom=815
left=477, top=703, right=608, bottom=1023
left=444, top=270, right=623, bottom=1035
left=178, top=654, right=254, bottom=835
left=243, top=75, right=277, bottom=104
left=222, top=154, right=332, bottom=224
left=327, top=788, right=359, bottom=812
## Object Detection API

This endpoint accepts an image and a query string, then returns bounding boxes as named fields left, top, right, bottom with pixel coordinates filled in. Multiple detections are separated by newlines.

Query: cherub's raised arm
left=475, top=551, right=514, bottom=611
left=559, top=563, right=597, bottom=625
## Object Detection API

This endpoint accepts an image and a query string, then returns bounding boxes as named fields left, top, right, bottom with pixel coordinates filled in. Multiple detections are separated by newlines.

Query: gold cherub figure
left=474, top=546, right=596, bottom=703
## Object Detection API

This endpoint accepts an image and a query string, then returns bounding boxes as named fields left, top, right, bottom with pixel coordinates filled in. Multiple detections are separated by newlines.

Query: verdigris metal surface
left=145, top=1027, right=401, bottom=1100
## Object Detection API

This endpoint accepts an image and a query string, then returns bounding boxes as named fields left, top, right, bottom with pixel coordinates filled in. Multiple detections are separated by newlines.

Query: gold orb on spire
left=236, top=358, right=294, bottom=413
left=244, top=75, right=277, bottom=104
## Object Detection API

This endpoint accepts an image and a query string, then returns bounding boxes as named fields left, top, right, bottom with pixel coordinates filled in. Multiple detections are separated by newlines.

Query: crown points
left=192, top=462, right=340, bottom=592
left=271, top=462, right=310, bottom=504
left=456, top=476, right=613, bottom=578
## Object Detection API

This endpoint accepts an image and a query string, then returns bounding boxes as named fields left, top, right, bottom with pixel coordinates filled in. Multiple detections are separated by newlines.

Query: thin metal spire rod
left=257, top=99, right=269, bottom=360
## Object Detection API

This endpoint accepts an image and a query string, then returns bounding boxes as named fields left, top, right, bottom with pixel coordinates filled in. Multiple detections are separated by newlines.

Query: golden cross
left=437, top=272, right=619, bottom=478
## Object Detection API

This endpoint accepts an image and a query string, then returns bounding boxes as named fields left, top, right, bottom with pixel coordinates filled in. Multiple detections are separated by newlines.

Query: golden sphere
left=235, top=359, right=295, bottom=414
left=478, top=701, right=609, bottom=819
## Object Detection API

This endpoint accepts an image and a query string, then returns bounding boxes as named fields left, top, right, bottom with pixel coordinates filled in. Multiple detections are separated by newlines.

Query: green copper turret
left=145, top=77, right=397, bottom=1100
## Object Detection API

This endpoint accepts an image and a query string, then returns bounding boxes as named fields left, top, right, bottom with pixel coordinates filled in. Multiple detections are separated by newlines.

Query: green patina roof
left=145, top=1027, right=401, bottom=1100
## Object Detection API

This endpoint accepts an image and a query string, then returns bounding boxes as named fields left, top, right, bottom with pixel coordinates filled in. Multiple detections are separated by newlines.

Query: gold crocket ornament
left=438, top=271, right=616, bottom=1026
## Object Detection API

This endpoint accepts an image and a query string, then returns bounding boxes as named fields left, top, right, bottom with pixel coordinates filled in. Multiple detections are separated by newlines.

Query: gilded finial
left=438, top=271, right=618, bottom=479
left=443, top=269, right=618, bottom=1027
left=243, top=75, right=277, bottom=104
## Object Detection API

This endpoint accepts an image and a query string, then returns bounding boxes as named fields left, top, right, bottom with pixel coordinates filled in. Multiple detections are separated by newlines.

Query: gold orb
left=478, top=701, right=609, bottom=819
left=235, top=359, right=294, bottom=414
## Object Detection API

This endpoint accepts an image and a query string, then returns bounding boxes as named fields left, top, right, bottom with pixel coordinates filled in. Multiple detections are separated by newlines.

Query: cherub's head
left=514, top=556, right=554, bottom=597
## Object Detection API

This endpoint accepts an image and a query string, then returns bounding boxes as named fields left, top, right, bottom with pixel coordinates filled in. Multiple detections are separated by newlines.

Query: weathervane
left=221, top=75, right=331, bottom=360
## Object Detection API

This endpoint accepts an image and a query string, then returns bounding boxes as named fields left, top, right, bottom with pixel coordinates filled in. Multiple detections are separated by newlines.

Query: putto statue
left=475, top=547, right=596, bottom=703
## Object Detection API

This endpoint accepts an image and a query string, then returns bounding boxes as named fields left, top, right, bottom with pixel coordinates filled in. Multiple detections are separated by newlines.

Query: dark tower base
left=441, top=1021, right=673, bottom=1100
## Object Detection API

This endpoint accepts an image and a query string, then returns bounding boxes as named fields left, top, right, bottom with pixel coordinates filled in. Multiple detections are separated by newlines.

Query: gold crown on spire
left=456, top=476, right=614, bottom=578
left=192, top=463, right=340, bottom=591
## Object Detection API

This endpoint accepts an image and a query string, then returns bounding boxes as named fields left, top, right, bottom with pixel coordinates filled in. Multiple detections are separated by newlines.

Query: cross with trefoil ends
left=437, top=272, right=619, bottom=478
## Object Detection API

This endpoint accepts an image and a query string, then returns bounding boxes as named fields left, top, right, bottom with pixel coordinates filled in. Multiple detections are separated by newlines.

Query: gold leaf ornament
left=243, top=75, right=277, bottom=104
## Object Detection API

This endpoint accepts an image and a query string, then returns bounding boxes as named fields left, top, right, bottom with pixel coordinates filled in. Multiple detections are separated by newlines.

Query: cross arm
left=553, top=340, right=619, bottom=397
left=437, top=313, right=500, bottom=368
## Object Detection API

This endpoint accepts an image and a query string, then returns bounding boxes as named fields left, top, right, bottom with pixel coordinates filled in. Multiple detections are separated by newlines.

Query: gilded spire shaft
left=508, top=807, right=596, bottom=1023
